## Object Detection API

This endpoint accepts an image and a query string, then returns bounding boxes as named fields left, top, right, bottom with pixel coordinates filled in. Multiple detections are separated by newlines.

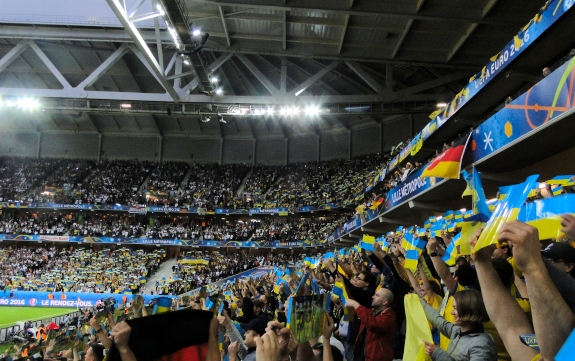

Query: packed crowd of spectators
left=151, top=251, right=302, bottom=295
left=182, top=163, right=250, bottom=209
left=0, top=213, right=71, bottom=236
left=0, top=245, right=163, bottom=294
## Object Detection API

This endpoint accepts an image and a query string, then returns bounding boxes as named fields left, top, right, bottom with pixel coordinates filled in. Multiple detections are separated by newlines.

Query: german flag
left=421, top=134, right=470, bottom=179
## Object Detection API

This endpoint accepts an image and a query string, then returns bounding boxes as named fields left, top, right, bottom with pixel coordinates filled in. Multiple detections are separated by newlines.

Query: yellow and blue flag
left=360, top=235, right=376, bottom=252
left=153, top=297, right=172, bottom=314
left=473, top=175, right=539, bottom=252
left=517, top=193, right=575, bottom=240
left=547, top=175, right=574, bottom=187
left=466, top=168, right=492, bottom=222
left=404, top=250, right=419, bottom=271
left=441, top=240, right=458, bottom=267
left=332, top=280, right=349, bottom=303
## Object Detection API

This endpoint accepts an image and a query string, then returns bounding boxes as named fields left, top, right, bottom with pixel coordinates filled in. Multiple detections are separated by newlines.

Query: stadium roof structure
left=0, top=0, right=545, bottom=139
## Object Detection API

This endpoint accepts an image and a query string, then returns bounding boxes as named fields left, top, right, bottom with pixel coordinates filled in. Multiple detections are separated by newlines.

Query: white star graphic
left=483, top=131, right=494, bottom=151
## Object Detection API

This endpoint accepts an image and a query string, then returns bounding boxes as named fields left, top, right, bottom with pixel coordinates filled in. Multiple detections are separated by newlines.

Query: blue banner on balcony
left=384, top=167, right=443, bottom=209
left=465, top=56, right=575, bottom=164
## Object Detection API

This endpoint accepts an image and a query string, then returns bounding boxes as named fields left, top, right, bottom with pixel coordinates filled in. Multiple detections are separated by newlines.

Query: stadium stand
left=2, top=1, right=575, bottom=361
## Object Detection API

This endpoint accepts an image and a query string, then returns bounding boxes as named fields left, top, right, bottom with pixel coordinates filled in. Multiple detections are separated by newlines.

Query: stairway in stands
left=236, top=168, right=253, bottom=196
left=144, top=258, right=179, bottom=294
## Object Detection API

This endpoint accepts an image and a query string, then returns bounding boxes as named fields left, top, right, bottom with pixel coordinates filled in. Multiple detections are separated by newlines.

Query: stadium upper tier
left=0, top=146, right=417, bottom=209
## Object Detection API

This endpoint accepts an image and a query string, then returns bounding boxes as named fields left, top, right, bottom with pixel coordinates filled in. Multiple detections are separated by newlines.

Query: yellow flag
left=403, top=294, right=433, bottom=361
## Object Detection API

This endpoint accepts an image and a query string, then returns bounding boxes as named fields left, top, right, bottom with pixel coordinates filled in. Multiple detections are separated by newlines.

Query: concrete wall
left=0, top=129, right=383, bottom=163
left=101, top=135, right=158, bottom=161
left=256, top=138, right=286, bottom=165
left=40, top=133, right=99, bottom=159
left=0, top=132, right=39, bottom=157
left=382, top=115, right=412, bottom=151
left=321, top=131, right=349, bottom=160
left=288, top=135, right=318, bottom=163
left=223, top=139, right=254, bottom=164
left=162, top=137, right=221, bottom=163
left=352, top=125, right=381, bottom=157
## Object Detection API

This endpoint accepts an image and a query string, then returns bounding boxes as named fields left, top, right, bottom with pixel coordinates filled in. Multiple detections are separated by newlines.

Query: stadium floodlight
left=215, top=88, right=223, bottom=95
left=15, top=98, right=39, bottom=109
left=305, top=106, right=319, bottom=116
left=436, top=102, right=447, bottom=108
left=280, top=107, right=288, bottom=116
left=183, top=60, right=190, bottom=65
left=266, top=107, right=274, bottom=116
left=192, top=29, right=201, bottom=36
left=120, top=103, right=132, bottom=109
left=289, top=107, right=300, bottom=116
left=210, top=76, right=218, bottom=83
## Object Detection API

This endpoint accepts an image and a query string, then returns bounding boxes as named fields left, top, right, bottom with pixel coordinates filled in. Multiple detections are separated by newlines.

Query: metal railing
left=0, top=310, right=82, bottom=342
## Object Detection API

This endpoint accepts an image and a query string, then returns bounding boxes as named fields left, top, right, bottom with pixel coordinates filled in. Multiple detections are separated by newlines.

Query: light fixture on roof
left=305, top=106, right=319, bottom=116
left=215, top=88, right=223, bottom=95
left=183, top=59, right=190, bottom=65
left=436, top=102, right=447, bottom=108
left=120, top=103, right=132, bottom=109
left=266, top=107, right=274, bottom=115
left=210, top=76, right=218, bottom=83
left=192, top=29, right=201, bottom=37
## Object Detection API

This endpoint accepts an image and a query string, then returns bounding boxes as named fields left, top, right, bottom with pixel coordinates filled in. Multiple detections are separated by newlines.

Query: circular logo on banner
left=29, top=298, right=37, bottom=306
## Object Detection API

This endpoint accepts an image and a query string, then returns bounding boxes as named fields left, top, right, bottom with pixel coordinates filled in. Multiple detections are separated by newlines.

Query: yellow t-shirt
left=439, top=283, right=465, bottom=351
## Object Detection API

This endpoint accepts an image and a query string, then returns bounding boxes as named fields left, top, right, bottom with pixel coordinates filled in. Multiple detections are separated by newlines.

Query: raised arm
left=426, top=238, right=457, bottom=293
left=500, top=221, right=575, bottom=360
left=470, top=233, right=537, bottom=361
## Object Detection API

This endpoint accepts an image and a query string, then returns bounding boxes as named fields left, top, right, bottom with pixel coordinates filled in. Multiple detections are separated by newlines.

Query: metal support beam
left=392, top=0, right=424, bottom=58
left=393, top=71, right=468, bottom=98
left=408, top=200, right=446, bottom=212
left=174, top=54, right=183, bottom=89
left=164, top=51, right=178, bottom=76
left=0, top=41, right=29, bottom=73
left=378, top=217, right=405, bottom=225
left=153, top=0, right=164, bottom=71
left=361, top=227, right=381, bottom=233
left=282, top=10, right=287, bottom=50
left=0, top=87, right=443, bottom=104
left=447, top=0, right=499, bottom=61
left=77, top=44, right=130, bottom=89
left=218, top=5, right=232, bottom=46
left=345, top=61, right=386, bottom=94
left=196, top=0, right=517, bottom=25
left=179, top=53, right=233, bottom=95
left=29, top=41, right=71, bottom=89
left=236, top=54, right=279, bottom=95
left=338, top=15, right=350, bottom=54
left=106, top=0, right=179, bottom=101
left=386, top=63, right=393, bottom=92
left=280, top=57, right=287, bottom=94
left=289, top=61, right=340, bottom=96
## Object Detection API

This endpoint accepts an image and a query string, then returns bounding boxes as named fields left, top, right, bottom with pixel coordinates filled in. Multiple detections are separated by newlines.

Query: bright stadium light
left=215, top=88, right=223, bottom=95
left=436, top=102, right=447, bottom=108
left=210, top=76, right=218, bottom=83
left=305, top=106, right=320, bottom=116
left=192, top=29, right=201, bottom=36
left=15, top=98, right=40, bottom=109
left=120, top=103, right=132, bottom=109
left=280, top=107, right=288, bottom=116
left=266, top=107, right=275, bottom=115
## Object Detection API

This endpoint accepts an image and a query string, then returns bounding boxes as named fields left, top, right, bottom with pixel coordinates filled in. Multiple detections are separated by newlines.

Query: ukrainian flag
left=441, top=241, right=458, bottom=267
left=473, top=175, right=539, bottom=252
left=153, top=297, right=172, bottom=314
left=304, top=257, right=313, bottom=267
left=361, top=235, right=376, bottom=252
left=547, top=175, right=574, bottom=187
left=468, top=167, right=492, bottom=222
left=404, top=250, right=419, bottom=271
left=332, top=280, right=349, bottom=303
left=518, top=194, right=575, bottom=240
